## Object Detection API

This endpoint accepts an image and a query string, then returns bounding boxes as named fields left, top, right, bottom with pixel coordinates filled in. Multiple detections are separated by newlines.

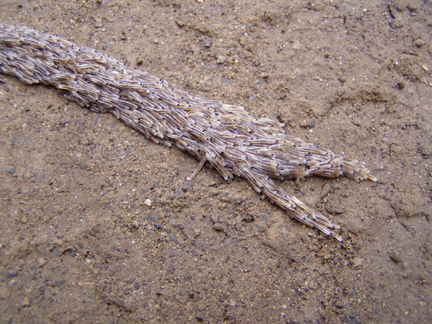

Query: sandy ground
left=1, top=0, right=431, bottom=323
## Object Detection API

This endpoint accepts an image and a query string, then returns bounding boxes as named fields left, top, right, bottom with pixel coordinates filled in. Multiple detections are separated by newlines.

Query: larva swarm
left=0, top=22, right=377, bottom=241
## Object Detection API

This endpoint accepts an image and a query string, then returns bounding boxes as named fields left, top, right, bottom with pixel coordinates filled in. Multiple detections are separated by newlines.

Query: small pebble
left=210, top=214, right=219, bottom=223
left=22, top=297, right=30, bottom=307
left=390, top=252, right=402, bottom=263
left=243, top=213, right=254, bottom=222
left=292, top=40, right=302, bottom=50
left=176, top=20, right=185, bottom=28
left=217, top=55, right=227, bottom=64
left=144, top=199, right=152, bottom=207
left=414, top=39, right=425, bottom=47
left=212, top=224, right=224, bottom=231
left=353, top=257, right=363, bottom=267
left=6, top=168, right=16, bottom=175
left=37, top=258, right=47, bottom=268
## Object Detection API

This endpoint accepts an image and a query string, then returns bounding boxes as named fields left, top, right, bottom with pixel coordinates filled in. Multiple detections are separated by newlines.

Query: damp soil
left=1, top=0, right=432, bottom=323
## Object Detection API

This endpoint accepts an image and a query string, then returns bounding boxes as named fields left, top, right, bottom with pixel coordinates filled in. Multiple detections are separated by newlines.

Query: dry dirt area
left=1, top=0, right=432, bottom=323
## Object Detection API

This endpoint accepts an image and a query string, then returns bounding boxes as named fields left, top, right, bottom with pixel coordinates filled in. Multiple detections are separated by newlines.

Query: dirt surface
left=1, top=0, right=431, bottom=323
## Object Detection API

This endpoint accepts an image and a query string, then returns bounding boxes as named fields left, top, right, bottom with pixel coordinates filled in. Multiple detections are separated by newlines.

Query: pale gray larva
left=0, top=22, right=377, bottom=241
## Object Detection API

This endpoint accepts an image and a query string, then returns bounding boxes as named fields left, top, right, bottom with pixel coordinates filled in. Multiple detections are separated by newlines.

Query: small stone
left=6, top=168, right=16, bottom=175
left=220, top=77, right=229, bottom=83
left=144, top=199, right=152, bottom=207
left=176, top=20, right=185, bottom=28
left=414, top=39, right=425, bottom=47
left=22, top=297, right=30, bottom=307
left=407, top=4, right=417, bottom=12
left=305, top=280, right=318, bottom=289
left=243, top=213, right=255, bottom=222
left=212, top=224, right=225, bottom=232
left=353, top=257, right=363, bottom=267
left=153, top=38, right=159, bottom=44
left=92, top=15, right=103, bottom=28
left=238, top=36, right=247, bottom=46
left=390, top=252, right=402, bottom=263
left=324, top=254, right=334, bottom=260
left=391, top=20, right=403, bottom=28
left=37, top=258, right=47, bottom=268
left=217, top=55, right=227, bottom=64
left=203, top=40, right=212, bottom=47
left=193, top=229, right=201, bottom=237
left=210, top=214, right=219, bottom=223
left=292, top=40, right=302, bottom=50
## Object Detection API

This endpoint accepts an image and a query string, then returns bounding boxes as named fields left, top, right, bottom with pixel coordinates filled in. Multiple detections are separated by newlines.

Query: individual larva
left=0, top=22, right=377, bottom=241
